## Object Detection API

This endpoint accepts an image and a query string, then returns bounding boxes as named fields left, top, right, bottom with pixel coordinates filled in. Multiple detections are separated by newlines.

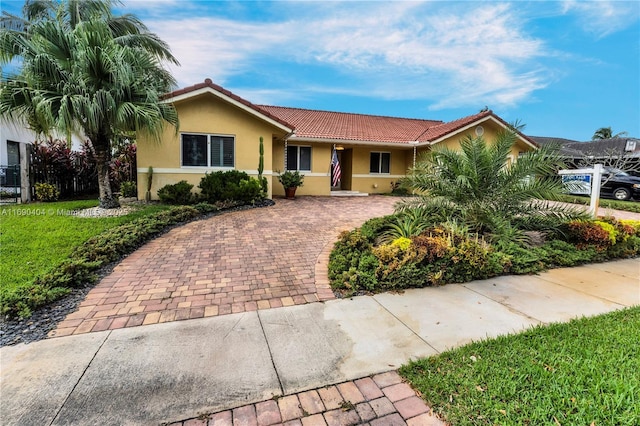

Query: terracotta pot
left=285, top=187, right=297, bottom=199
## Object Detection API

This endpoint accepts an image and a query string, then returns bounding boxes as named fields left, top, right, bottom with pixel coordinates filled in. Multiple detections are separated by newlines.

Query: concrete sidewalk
left=2, top=259, right=638, bottom=425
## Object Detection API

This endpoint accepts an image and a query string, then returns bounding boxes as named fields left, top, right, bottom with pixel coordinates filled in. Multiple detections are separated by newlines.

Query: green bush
left=328, top=230, right=379, bottom=294
left=0, top=284, right=71, bottom=319
left=360, top=215, right=397, bottom=240
left=120, top=180, right=137, bottom=198
left=198, top=170, right=263, bottom=204
left=157, top=180, right=194, bottom=204
left=35, top=182, right=60, bottom=201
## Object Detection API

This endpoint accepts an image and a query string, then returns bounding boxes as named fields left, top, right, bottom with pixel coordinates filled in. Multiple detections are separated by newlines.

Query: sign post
left=559, top=164, right=603, bottom=218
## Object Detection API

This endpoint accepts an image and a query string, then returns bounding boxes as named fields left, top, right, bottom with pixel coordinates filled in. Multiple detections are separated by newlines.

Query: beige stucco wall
left=137, top=93, right=287, bottom=200
left=271, top=141, right=333, bottom=196
left=349, top=146, right=413, bottom=194
left=271, top=142, right=414, bottom=196
left=432, top=122, right=534, bottom=159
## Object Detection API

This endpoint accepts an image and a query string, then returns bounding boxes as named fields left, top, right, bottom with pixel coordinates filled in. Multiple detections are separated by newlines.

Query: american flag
left=331, top=149, right=341, bottom=187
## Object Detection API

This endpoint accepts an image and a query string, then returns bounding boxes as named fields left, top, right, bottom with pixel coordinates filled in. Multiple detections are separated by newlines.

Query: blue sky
left=2, top=1, right=639, bottom=141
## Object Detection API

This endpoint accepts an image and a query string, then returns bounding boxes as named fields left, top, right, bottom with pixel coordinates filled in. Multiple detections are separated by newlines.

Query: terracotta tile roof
left=164, top=79, right=295, bottom=130
left=417, top=110, right=492, bottom=141
left=164, top=80, right=536, bottom=148
left=418, top=110, right=537, bottom=147
left=257, top=105, right=443, bottom=144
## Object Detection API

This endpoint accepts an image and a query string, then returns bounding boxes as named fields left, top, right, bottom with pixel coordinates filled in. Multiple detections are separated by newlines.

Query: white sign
left=558, top=164, right=603, bottom=218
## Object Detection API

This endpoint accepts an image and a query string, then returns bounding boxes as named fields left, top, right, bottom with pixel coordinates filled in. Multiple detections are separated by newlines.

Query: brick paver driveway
left=51, top=196, right=398, bottom=337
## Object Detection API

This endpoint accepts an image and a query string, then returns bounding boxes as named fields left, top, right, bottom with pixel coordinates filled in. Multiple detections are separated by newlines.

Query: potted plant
left=277, top=170, right=304, bottom=199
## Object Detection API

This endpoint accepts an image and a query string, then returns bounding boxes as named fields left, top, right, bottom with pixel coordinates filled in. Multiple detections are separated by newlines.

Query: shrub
left=371, top=226, right=509, bottom=289
left=35, top=182, right=60, bottom=201
left=109, top=141, right=137, bottom=192
left=594, top=220, right=618, bottom=245
left=277, top=170, right=304, bottom=189
left=391, top=237, right=411, bottom=251
left=120, top=181, right=137, bottom=198
left=499, top=241, right=545, bottom=274
left=379, top=209, right=431, bottom=243
left=329, top=213, right=640, bottom=298
left=237, top=178, right=263, bottom=203
left=619, top=219, right=640, bottom=236
left=0, top=284, right=71, bottom=319
left=157, top=180, right=194, bottom=204
left=30, top=138, right=98, bottom=198
left=199, top=170, right=263, bottom=204
left=566, top=220, right=613, bottom=251
left=360, top=215, right=397, bottom=240
left=328, top=230, right=379, bottom=294
left=390, top=179, right=410, bottom=195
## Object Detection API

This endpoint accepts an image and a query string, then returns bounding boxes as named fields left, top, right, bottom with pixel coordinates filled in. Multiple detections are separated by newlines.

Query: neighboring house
left=136, top=79, right=537, bottom=199
left=0, top=117, right=87, bottom=203
left=0, top=118, right=37, bottom=202
left=531, top=136, right=640, bottom=169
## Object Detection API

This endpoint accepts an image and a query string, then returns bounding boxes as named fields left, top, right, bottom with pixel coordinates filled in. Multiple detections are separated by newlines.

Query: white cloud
left=141, top=1, right=550, bottom=110
left=562, top=0, right=640, bottom=38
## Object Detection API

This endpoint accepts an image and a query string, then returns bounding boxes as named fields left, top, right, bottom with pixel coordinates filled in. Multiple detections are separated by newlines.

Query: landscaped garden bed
left=328, top=213, right=640, bottom=296
left=329, top=130, right=640, bottom=296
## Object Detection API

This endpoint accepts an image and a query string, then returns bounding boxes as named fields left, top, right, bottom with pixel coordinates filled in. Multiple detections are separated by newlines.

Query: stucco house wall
left=137, top=92, right=287, bottom=200
left=136, top=80, right=537, bottom=201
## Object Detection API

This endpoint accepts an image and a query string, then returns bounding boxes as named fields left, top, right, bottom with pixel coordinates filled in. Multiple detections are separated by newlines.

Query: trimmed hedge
left=157, top=180, right=194, bottom=204
left=198, top=170, right=262, bottom=204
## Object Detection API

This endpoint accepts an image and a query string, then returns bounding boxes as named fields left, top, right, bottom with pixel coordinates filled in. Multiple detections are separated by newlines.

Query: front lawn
left=400, top=306, right=640, bottom=425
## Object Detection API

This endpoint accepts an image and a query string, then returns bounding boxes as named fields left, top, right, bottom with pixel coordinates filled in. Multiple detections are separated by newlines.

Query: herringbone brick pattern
left=50, top=196, right=398, bottom=337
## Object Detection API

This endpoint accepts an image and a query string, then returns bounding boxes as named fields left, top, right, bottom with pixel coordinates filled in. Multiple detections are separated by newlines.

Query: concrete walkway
left=2, top=259, right=638, bottom=425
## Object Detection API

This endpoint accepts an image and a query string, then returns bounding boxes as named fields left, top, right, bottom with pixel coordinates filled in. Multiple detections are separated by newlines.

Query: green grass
left=0, top=200, right=169, bottom=294
left=555, top=194, right=640, bottom=213
left=400, top=307, right=640, bottom=425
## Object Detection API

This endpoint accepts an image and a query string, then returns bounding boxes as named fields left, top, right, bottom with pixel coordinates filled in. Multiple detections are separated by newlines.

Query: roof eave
left=287, top=135, right=418, bottom=148
left=426, top=115, right=538, bottom=150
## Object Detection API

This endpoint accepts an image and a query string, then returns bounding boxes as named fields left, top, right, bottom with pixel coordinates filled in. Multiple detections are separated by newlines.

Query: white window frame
left=370, top=151, right=391, bottom=174
left=286, top=145, right=312, bottom=172
left=180, top=133, right=235, bottom=168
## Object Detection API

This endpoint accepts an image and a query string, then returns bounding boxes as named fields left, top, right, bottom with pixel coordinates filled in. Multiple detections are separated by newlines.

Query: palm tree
left=401, top=129, right=585, bottom=240
left=0, top=0, right=178, bottom=208
left=592, top=127, right=628, bottom=140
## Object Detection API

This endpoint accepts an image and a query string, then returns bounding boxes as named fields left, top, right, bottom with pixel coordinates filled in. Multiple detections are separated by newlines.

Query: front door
left=331, top=149, right=352, bottom=190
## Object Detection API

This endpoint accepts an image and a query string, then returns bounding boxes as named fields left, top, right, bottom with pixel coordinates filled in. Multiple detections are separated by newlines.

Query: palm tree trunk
left=93, top=135, right=120, bottom=209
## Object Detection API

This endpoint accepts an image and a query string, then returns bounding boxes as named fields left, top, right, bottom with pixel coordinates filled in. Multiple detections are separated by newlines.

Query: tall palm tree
left=592, top=127, right=628, bottom=140
left=402, top=129, right=584, bottom=239
left=0, top=0, right=178, bottom=208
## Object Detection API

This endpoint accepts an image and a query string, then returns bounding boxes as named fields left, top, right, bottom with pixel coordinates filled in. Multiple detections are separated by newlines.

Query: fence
left=29, top=156, right=98, bottom=199
left=0, top=164, right=20, bottom=203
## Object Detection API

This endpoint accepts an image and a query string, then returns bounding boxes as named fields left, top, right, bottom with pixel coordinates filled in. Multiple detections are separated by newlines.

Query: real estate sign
left=562, top=174, right=591, bottom=195
left=558, top=164, right=603, bottom=218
